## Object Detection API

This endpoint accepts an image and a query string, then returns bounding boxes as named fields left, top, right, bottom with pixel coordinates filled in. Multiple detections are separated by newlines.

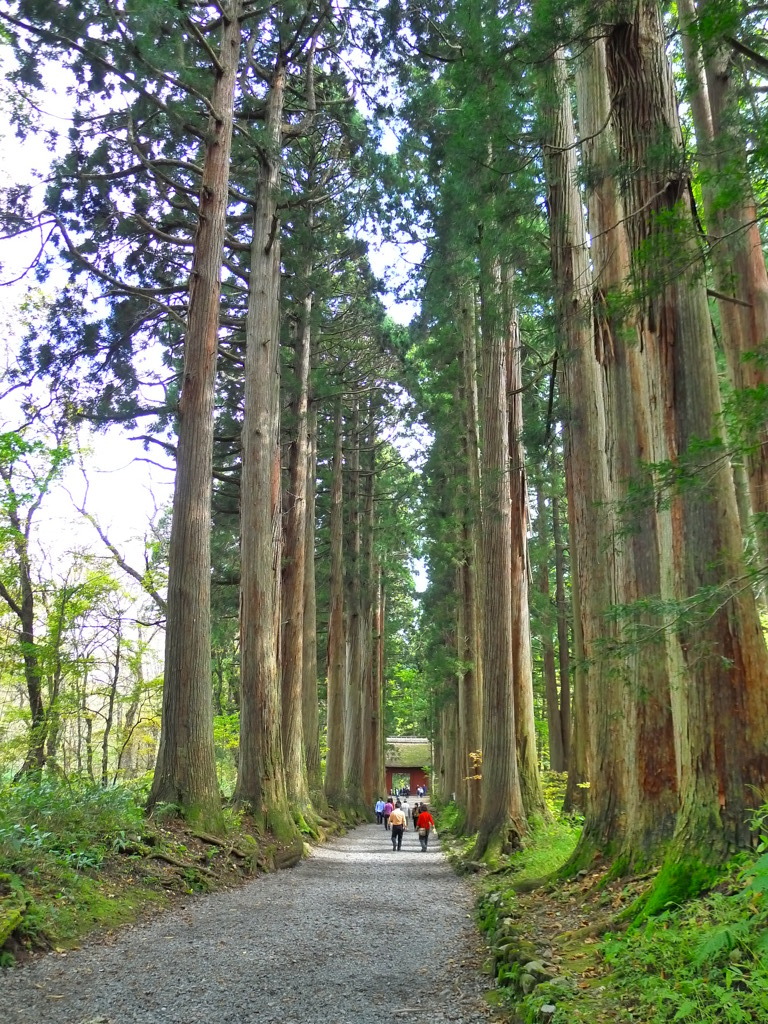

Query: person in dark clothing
left=413, top=802, right=423, bottom=831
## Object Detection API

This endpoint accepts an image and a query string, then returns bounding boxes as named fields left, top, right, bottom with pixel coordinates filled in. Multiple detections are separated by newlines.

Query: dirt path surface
left=2, top=824, right=498, bottom=1024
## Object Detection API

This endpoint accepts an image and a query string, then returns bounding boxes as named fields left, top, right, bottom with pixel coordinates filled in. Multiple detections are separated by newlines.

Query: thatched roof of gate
left=385, top=737, right=431, bottom=769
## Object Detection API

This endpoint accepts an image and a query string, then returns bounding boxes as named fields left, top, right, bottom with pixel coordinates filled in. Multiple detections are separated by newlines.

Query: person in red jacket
left=416, top=805, right=435, bottom=851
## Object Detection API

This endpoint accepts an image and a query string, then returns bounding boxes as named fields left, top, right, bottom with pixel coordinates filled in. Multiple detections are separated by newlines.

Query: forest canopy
left=0, top=0, right=766, bottom=890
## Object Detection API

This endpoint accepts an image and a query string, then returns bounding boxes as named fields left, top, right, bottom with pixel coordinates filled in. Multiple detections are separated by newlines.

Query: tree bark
left=577, top=25, right=680, bottom=861
left=505, top=277, right=549, bottom=821
left=342, top=402, right=365, bottom=810
left=475, top=248, right=525, bottom=858
left=361, top=416, right=381, bottom=810
left=679, top=0, right=768, bottom=580
left=552, top=486, right=570, bottom=767
left=605, top=1, right=768, bottom=856
left=280, top=263, right=313, bottom=816
left=459, top=282, right=483, bottom=831
left=324, top=399, right=346, bottom=806
left=536, top=484, right=565, bottom=773
left=148, top=2, right=241, bottom=823
left=542, top=42, right=619, bottom=848
left=302, top=402, right=323, bottom=799
left=235, top=58, right=294, bottom=840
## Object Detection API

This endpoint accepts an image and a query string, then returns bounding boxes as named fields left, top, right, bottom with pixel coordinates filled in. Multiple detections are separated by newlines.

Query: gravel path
left=2, top=823, right=499, bottom=1024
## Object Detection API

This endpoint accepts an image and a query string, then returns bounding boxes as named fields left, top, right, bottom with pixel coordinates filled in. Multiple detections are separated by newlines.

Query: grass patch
left=460, top=783, right=768, bottom=1024
left=600, top=859, right=768, bottom=1023
left=0, top=776, right=163, bottom=957
left=502, top=816, right=581, bottom=885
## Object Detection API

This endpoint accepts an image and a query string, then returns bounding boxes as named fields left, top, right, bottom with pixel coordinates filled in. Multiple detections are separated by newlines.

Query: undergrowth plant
left=0, top=776, right=149, bottom=954
left=0, top=776, right=145, bottom=873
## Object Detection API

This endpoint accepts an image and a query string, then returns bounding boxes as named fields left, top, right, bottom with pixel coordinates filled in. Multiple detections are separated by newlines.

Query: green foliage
left=0, top=775, right=148, bottom=952
left=599, top=859, right=768, bottom=1024
left=0, top=776, right=144, bottom=873
left=384, top=663, right=431, bottom=736
left=505, top=816, right=582, bottom=886
left=212, top=712, right=239, bottom=796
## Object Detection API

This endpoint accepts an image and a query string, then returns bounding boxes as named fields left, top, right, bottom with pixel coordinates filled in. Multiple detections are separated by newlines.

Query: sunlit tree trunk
left=577, top=28, right=679, bottom=862
left=605, top=1, right=768, bottom=857
left=542, top=43, right=619, bottom=850
left=148, top=2, right=241, bottom=822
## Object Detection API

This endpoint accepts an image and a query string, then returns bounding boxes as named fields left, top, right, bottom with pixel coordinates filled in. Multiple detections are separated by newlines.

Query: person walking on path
left=416, top=805, right=436, bottom=851
left=389, top=801, right=407, bottom=850
left=375, top=797, right=385, bottom=824
left=383, top=798, right=394, bottom=830
left=413, top=801, right=422, bottom=830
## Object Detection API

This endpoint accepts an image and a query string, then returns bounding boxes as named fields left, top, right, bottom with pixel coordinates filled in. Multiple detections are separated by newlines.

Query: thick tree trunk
left=343, top=403, right=365, bottom=810
left=441, top=680, right=460, bottom=805
left=363, top=565, right=385, bottom=805
left=542, top=43, right=620, bottom=851
left=679, top=0, right=768, bottom=578
left=506, top=281, right=549, bottom=821
left=148, top=3, right=241, bottom=823
left=551, top=487, right=570, bottom=767
left=281, top=273, right=313, bottom=816
left=302, top=402, right=323, bottom=799
left=324, top=399, right=346, bottom=806
left=605, top=2, right=768, bottom=857
left=475, top=250, right=525, bottom=859
left=455, top=556, right=469, bottom=812
left=361, top=422, right=380, bottom=810
left=236, top=60, right=294, bottom=841
left=536, top=485, right=565, bottom=773
left=578, top=27, right=679, bottom=861
left=459, top=283, right=483, bottom=831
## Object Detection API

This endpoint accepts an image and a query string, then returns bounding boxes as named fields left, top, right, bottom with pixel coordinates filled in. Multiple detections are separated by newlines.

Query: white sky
left=0, top=41, right=425, bottom=595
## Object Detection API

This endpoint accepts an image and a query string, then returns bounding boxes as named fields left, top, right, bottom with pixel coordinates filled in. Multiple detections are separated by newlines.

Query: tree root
left=561, top=916, right=630, bottom=941
left=146, top=851, right=216, bottom=877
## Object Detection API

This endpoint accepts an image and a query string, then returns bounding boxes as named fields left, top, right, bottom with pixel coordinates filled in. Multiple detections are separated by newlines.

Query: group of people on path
left=374, top=796, right=435, bottom=852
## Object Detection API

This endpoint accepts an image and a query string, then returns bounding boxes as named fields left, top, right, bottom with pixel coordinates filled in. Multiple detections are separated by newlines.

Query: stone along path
left=2, top=823, right=499, bottom=1024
